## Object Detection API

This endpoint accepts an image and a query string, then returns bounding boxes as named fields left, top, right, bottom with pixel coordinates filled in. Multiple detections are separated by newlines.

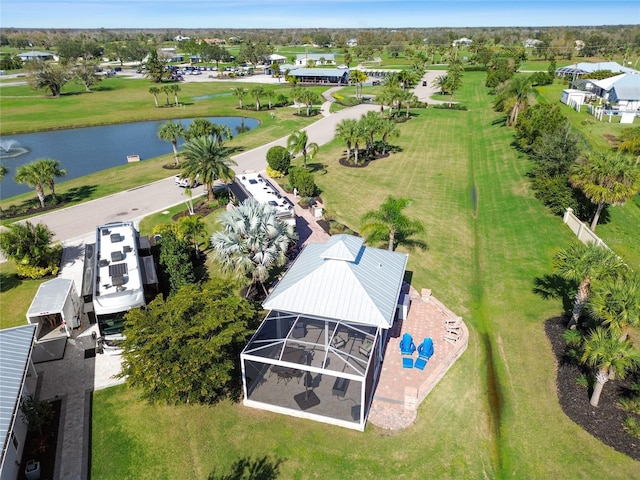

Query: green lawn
left=0, top=261, right=47, bottom=329
left=91, top=72, right=640, bottom=479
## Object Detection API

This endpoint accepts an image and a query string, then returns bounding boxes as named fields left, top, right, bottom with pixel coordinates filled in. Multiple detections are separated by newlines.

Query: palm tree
left=211, top=124, right=233, bottom=146
left=181, top=135, right=237, bottom=202
left=170, top=83, right=181, bottom=106
left=291, top=86, right=305, bottom=115
left=379, top=118, right=400, bottom=155
left=300, top=89, right=320, bottom=117
left=570, top=151, right=640, bottom=231
left=400, top=90, right=417, bottom=118
left=587, top=270, right=640, bottom=342
left=351, top=69, right=368, bottom=99
left=270, top=62, right=281, bottom=79
left=15, top=161, right=47, bottom=208
left=231, top=87, right=248, bottom=109
left=249, top=85, right=265, bottom=111
left=335, top=118, right=359, bottom=161
left=0, top=164, right=8, bottom=181
left=39, top=158, right=66, bottom=202
left=360, top=196, right=426, bottom=251
left=287, top=130, right=318, bottom=168
left=210, top=198, right=297, bottom=298
left=581, top=327, right=640, bottom=407
left=178, top=214, right=206, bottom=256
left=149, top=86, right=160, bottom=107
left=552, top=242, right=626, bottom=329
left=432, top=74, right=450, bottom=95
left=494, top=76, right=534, bottom=126
left=360, top=111, right=383, bottom=159
left=158, top=121, right=186, bottom=166
left=161, top=84, right=172, bottom=105
left=186, top=118, right=215, bottom=140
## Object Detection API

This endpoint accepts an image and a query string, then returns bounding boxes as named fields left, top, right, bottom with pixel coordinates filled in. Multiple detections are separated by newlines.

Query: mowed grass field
left=88, top=73, right=639, bottom=479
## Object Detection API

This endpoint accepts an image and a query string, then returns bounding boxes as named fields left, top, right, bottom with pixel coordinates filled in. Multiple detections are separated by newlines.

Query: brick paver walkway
left=368, top=288, right=468, bottom=430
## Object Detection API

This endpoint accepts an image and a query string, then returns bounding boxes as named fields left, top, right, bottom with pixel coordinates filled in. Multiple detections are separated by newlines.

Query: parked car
left=174, top=174, right=201, bottom=188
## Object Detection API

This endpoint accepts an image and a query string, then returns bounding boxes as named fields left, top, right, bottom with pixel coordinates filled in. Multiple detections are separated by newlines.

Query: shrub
left=617, top=397, right=640, bottom=415
left=433, top=103, right=468, bottom=111
left=266, top=145, right=291, bottom=174
left=298, top=197, right=311, bottom=208
left=266, top=165, right=284, bottom=178
left=17, top=263, right=60, bottom=279
left=288, top=167, right=318, bottom=197
left=575, top=373, right=590, bottom=388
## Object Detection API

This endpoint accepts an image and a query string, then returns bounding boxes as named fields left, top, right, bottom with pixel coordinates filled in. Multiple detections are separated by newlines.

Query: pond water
left=0, top=116, right=259, bottom=200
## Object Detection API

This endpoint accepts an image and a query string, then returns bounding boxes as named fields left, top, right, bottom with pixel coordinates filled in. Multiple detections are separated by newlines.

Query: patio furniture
left=332, top=377, right=349, bottom=397
left=331, top=335, right=346, bottom=349
left=444, top=330, right=461, bottom=344
left=414, top=337, right=434, bottom=371
left=445, top=317, right=462, bottom=328
left=359, top=340, right=373, bottom=357
left=400, top=332, right=416, bottom=369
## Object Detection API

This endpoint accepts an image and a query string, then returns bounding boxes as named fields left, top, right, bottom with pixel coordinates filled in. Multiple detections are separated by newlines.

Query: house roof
left=556, top=62, right=638, bottom=76
left=26, top=277, right=73, bottom=318
left=296, top=53, right=335, bottom=61
left=287, top=68, right=349, bottom=78
left=263, top=235, right=408, bottom=329
left=591, top=73, right=626, bottom=91
left=0, top=325, right=37, bottom=467
left=16, top=50, right=53, bottom=59
left=609, top=74, right=640, bottom=100
left=267, top=54, right=287, bottom=61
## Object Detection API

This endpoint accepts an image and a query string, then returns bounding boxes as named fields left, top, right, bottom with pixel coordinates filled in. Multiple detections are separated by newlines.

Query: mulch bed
left=545, top=317, right=640, bottom=460
left=338, top=153, right=390, bottom=168
left=172, top=201, right=218, bottom=221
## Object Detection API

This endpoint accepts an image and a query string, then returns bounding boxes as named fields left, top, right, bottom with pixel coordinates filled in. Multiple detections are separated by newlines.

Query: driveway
left=412, top=70, right=450, bottom=105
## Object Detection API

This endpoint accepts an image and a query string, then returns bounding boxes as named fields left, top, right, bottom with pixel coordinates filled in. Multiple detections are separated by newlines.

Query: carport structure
left=241, top=235, right=408, bottom=430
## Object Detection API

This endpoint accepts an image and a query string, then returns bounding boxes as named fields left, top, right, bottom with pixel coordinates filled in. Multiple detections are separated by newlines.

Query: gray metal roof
left=296, top=53, right=336, bottom=61
left=556, top=62, right=638, bottom=76
left=288, top=68, right=349, bottom=78
left=26, top=277, right=73, bottom=318
left=263, top=235, right=408, bottom=328
left=0, top=325, right=37, bottom=465
left=610, top=74, right=640, bottom=100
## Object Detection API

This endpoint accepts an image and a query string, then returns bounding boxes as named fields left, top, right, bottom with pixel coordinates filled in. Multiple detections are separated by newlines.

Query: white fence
left=562, top=208, right=610, bottom=249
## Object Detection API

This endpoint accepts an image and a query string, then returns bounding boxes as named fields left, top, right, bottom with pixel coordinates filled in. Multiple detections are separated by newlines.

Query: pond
left=0, top=116, right=259, bottom=200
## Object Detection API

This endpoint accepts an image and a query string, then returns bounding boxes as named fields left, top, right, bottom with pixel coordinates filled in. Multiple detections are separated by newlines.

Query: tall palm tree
left=149, top=86, right=160, bottom=107
left=15, top=161, right=47, bottom=208
left=181, top=135, right=237, bottom=202
left=39, top=158, right=66, bottom=202
left=300, top=89, right=320, bottom=117
left=379, top=118, right=400, bottom=155
left=210, top=198, right=297, bottom=298
left=211, top=124, right=233, bottom=146
left=494, top=75, right=534, bottom=126
left=186, top=118, right=215, bottom=140
left=553, top=242, right=626, bottom=329
left=587, top=270, right=640, bottom=342
left=231, top=87, right=248, bottom=109
left=570, top=151, right=640, bottom=231
left=360, top=111, right=383, bottom=159
left=581, top=327, right=640, bottom=407
left=335, top=118, right=359, bottom=161
left=431, top=74, right=450, bottom=95
left=291, top=86, right=305, bottom=115
left=161, top=84, right=172, bottom=105
left=351, top=69, right=368, bottom=99
left=158, top=121, right=186, bottom=166
left=400, top=90, right=417, bottom=118
left=249, top=85, right=265, bottom=111
left=169, top=83, right=181, bottom=106
left=360, top=196, right=426, bottom=251
left=287, top=130, right=318, bottom=168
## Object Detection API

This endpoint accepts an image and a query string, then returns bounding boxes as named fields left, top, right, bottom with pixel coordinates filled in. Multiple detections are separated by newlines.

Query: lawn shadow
left=207, top=455, right=284, bottom=480
left=0, top=271, right=21, bottom=293
left=306, top=162, right=327, bottom=175
left=59, top=185, right=98, bottom=204
left=532, top=274, right=575, bottom=313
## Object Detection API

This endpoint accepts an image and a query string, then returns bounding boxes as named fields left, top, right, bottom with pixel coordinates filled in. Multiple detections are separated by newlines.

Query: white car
left=174, top=175, right=200, bottom=188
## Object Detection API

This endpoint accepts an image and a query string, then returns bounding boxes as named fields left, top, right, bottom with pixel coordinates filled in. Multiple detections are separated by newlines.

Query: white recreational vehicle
left=231, top=172, right=296, bottom=229
left=26, top=277, right=81, bottom=342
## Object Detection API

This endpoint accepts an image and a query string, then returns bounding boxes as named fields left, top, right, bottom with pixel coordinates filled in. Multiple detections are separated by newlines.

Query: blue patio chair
left=414, top=337, right=434, bottom=371
left=399, top=333, right=416, bottom=369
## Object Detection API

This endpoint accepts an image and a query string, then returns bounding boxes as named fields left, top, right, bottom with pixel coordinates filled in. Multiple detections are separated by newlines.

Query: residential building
left=295, top=53, right=336, bottom=67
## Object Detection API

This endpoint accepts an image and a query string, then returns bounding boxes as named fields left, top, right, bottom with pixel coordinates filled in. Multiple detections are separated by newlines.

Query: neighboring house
left=576, top=74, right=640, bottom=111
left=0, top=325, right=37, bottom=480
left=16, top=50, right=54, bottom=61
left=295, top=53, right=336, bottom=67
left=346, top=38, right=358, bottom=47
left=174, top=35, right=190, bottom=42
left=523, top=39, right=543, bottom=48
left=265, top=63, right=296, bottom=76
left=241, top=234, right=408, bottom=430
left=556, top=61, right=638, bottom=78
left=452, top=37, right=473, bottom=47
left=285, top=67, right=350, bottom=85
left=202, top=38, right=226, bottom=45
left=265, top=54, right=287, bottom=65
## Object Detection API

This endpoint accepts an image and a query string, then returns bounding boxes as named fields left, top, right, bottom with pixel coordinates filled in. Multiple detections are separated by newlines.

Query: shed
left=561, top=89, right=590, bottom=107
left=26, top=277, right=80, bottom=342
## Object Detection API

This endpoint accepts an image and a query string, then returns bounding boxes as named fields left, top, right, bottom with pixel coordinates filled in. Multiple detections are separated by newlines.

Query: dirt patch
left=603, top=134, right=619, bottom=148
left=172, top=201, right=219, bottom=221
left=545, top=317, right=640, bottom=460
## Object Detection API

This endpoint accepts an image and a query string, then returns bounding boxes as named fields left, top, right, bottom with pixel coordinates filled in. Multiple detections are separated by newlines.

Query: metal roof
left=0, top=325, right=37, bottom=466
left=26, top=277, right=73, bottom=318
left=556, top=62, right=638, bottom=76
left=263, top=235, right=408, bottom=329
left=610, top=74, right=640, bottom=100
left=288, top=68, right=349, bottom=78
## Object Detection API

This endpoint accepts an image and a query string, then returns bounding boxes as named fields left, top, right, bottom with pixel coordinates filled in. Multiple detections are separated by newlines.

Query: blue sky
left=1, top=0, right=638, bottom=29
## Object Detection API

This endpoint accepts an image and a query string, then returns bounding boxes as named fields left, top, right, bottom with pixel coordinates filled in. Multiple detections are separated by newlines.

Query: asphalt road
left=23, top=103, right=379, bottom=243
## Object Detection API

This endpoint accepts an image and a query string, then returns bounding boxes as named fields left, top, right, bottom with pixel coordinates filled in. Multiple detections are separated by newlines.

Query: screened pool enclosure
left=241, top=234, right=408, bottom=431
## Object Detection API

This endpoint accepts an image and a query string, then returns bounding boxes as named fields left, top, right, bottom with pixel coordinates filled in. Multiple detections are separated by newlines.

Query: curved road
left=23, top=103, right=379, bottom=243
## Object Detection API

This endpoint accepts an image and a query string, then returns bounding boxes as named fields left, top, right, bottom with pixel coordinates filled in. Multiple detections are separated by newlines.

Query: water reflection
left=0, top=116, right=259, bottom=200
